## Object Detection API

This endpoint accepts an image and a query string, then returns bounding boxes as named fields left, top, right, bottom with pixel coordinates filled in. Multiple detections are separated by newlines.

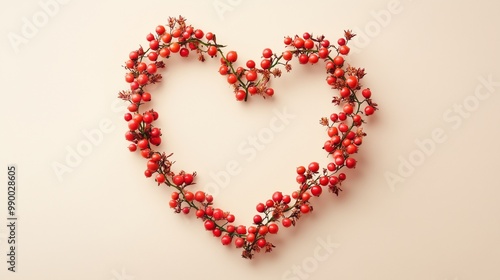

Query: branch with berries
left=119, top=15, right=378, bottom=259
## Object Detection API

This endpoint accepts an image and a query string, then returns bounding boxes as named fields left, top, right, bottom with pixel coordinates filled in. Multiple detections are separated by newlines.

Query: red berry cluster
left=118, top=16, right=378, bottom=259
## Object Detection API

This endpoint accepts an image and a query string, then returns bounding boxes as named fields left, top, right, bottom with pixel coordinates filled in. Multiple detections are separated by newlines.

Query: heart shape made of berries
left=119, top=16, right=378, bottom=259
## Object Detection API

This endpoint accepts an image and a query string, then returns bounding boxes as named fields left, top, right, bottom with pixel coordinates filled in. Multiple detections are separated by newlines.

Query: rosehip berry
left=300, top=204, right=310, bottom=213
left=337, top=38, right=346, bottom=46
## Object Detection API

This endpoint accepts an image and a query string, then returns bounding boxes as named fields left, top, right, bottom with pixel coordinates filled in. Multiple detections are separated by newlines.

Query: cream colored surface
left=1, top=0, right=499, bottom=279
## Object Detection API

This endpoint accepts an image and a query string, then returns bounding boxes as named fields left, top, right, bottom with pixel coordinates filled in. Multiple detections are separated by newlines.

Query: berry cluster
left=118, top=16, right=378, bottom=259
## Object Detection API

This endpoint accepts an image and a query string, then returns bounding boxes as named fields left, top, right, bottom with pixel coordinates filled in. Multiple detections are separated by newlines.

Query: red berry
left=179, top=48, right=189, bottom=57
left=256, top=203, right=266, bottom=213
left=257, top=238, right=267, bottom=248
left=245, top=70, right=257, bottom=81
left=304, top=39, right=314, bottom=49
left=253, top=215, right=263, bottom=224
left=221, top=235, right=232, bottom=245
left=265, top=88, right=274, bottom=96
left=184, top=174, right=194, bottom=185
left=226, top=51, right=238, bottom=62
left=272, top=191, right=283, bottom=203
left=227, top=74, right=237, bottom=84
left=346, top=157, right=357, bottom=168
left=194, top=191, right=205, bottom=202
left=346, top=76, right=358, bottom=88
left=260, top=59, right=271, bottom=69
left=262, top=48, right=273, bottom=58
left=300, top=204, right=310, bottom=213
left=311, top=185, right=322, bottom=196
left=308, top=162, right=320, bottom=172
left=339, top=45, right=350, bottom=55
left=246, top=60, right=256, bottom=68
left=128, top=144, right=137, bottom=152
left=155, top=174, right=165, bottom=184
left=362, top=88, right=372, bottom=98
left=365, top=105, right=375, bottom=115
left=235, top=238, right=245, bottom=248
left=282, top=218, right=292, bottom=228
left=204, top=220, right=215, bottom=231
left=296, top=166, right=306, bottom=175
left=173, top=175, right=184, bottom=186
left=235, top=90, right=246, bottom=101
left=268, top=223, right=279, bottom=234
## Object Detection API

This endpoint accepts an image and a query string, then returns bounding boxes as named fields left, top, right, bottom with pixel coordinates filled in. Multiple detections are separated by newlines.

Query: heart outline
left=119, top=16, right=378, bottom=259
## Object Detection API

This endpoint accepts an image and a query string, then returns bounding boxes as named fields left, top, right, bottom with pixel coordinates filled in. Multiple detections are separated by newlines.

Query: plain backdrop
left=1, top=0, right=499, bottom=279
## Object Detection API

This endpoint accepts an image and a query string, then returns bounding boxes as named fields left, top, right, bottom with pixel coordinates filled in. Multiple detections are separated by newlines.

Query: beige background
left=1, top=0, right=499, bottom=279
